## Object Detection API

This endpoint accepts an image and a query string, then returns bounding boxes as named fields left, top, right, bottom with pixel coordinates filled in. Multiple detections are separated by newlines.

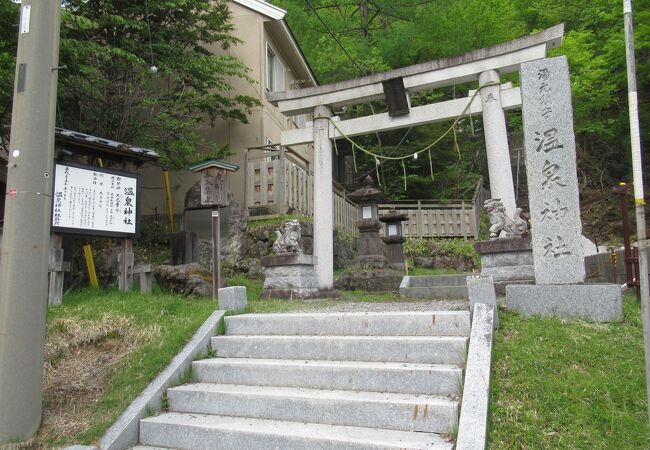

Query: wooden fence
left=246, top=148, right=489, bottom=238
left=379, top=181, right=490, bottom=239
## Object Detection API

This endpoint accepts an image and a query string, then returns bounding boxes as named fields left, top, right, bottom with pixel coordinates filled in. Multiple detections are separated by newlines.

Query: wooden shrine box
left=189, top=160, right=240, bottom=207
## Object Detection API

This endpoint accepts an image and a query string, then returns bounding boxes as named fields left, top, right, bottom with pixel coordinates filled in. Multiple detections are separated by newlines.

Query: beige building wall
left=140, top=1, right=315, bottom=221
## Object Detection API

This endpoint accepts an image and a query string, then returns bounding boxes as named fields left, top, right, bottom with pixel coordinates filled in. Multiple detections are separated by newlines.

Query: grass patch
left=227, top=274, right=263, bottom=302
left=38, top=287, right=216, bottom=448
left=246, top=214, right=312, bottom=232
left=406, top=265, right=465, bottom=276
left=489, top=294, right=650, bottom=449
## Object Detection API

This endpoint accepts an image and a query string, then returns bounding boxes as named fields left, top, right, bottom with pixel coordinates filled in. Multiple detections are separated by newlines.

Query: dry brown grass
left=26, top=314, right=160, bottom=449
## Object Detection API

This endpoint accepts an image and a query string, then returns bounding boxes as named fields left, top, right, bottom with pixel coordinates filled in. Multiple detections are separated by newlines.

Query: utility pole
left=0, top=1, right=61, bottom=444
left=623, top=0, right=650, bottom=424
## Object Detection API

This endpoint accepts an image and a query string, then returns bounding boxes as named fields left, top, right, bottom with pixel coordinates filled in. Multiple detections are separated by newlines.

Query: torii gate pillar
left=479, top=70, right=517, bottom=217
left=313, top=105, right=334, bottom=289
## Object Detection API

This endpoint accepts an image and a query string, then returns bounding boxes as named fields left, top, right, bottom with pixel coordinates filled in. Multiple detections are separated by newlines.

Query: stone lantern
left=379, top=210, right=409, bottom=269
left=189, top=159, right=239, bottom=299
left=347, top=176, right=387, bottom=268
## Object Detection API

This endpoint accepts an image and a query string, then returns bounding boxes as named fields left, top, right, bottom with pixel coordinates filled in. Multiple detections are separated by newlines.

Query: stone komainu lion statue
left=273, top=219, right=303, bottom=254
left=484, top=198, right=528, bottom=239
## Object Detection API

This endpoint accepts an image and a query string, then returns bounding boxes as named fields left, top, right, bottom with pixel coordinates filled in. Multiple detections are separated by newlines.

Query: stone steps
left=224, top=311, right=470, bottom=336
left=139, top=413, right=454, bottom=450
left=192, top=357, right=463, bottom=396
left=132, top=447, right=171, bottom=450
left=407, top=275, right=470, bottom=287
left=400, top=274, right=472, bottom=299
left=135, top=311, right=469, bottom=449
left=211, top=335, right=468, bottom=364
left=168, top=383, right=458, bottom=433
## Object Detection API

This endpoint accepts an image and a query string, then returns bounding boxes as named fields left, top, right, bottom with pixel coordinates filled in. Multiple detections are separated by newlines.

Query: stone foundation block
left=467, top=275, right=498, bottom=328
left=506, top=284, right=623, bottom=322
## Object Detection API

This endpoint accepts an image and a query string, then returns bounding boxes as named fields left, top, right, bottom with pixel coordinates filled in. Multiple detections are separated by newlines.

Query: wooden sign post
left=189, top=160, right=239, bottom=300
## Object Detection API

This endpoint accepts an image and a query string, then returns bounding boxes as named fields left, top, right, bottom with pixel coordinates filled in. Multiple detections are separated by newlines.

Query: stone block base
left=261, top=253, right=331, bottom=300
left=260, top=288, right=341, bottom=300
left=506, top=284, right=623, bottom=322
left=476, top=237, right=535, bottom=295
left=262, top=255, right=317, bottom=290
left=335, top=270, right=403, bottom=292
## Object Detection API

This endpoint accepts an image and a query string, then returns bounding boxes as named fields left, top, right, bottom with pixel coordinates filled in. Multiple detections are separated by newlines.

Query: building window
left=265, top=139, right=280, bottom=162
left=266, top=45, right=285, bottom=92
left=292, top=114, right=307, bottom=128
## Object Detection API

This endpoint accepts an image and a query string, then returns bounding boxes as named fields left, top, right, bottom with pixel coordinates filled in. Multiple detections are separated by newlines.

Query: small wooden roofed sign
left=55, top=127, right=159, bottom=172
left=51, top=129, right=160, bottom=239
left=189, top=159, right=240, bottom=207
left=2, top=129, right=160, bottom=233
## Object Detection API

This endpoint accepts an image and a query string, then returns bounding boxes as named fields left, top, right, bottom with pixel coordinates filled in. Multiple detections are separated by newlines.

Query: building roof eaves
left=231, top=0, right=286, bottom=20
left=277, top=19, right=318, bottom=87
left=55, top=128, right=160, bottom=161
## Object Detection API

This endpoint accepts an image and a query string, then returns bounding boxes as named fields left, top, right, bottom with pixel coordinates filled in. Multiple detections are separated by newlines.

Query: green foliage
left=490, top=294, right=650, bottom=448
left=1, top=0, right=260, bottom=168
left=404, top=237, right=430, bottom=258
left=335, top=227, right=355, bottom=244
left=431, top=238, right=476, bottom=259
left=0, top=1, right=18, bottom=147
left=276, top=0, right=650, bottom=197
left=404, top=237, right=477, bottom=259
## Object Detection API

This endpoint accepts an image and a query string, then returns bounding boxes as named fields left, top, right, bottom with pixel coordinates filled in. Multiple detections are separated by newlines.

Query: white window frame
left=266, top=43, right=285, bottom=93
left=292, top=113, right=307, bottom=128
left=264, top=138, right=280, bottom=162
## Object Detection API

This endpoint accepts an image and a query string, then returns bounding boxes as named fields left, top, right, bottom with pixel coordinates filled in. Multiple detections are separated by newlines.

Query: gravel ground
left=292, top=298, right=468, bottom=313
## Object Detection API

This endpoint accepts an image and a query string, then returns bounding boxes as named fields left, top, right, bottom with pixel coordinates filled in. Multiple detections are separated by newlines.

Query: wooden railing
left=246, top=147, right=358, bottom=234
left=333, top=182, right=359, bottom=234
left=246, top=148, right=488, bottom=238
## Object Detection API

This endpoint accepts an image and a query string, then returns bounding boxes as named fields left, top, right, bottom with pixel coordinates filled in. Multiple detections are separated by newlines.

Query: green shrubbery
left=246, top=214, right=312, bottom=233
left=404, top=237, right=477, bottom=259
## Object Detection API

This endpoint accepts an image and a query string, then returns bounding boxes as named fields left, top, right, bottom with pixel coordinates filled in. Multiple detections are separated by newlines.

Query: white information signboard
left=52, top=163, right=140, bottom=237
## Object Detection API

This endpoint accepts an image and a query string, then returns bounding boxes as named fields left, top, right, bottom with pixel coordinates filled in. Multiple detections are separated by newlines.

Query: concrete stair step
left=224, top=311, right=470, bottom=337
left=407, top=274, right=471, bottom=287
left=211, top=335, right=467, bottom=364
left=139, top=412, right=454, bottom=450
left=193, top=358, right=462, bottom=396
left=131, top=447, right=175, bottom=450
left=400, top=286, right=468, bottom=299
left=168, top=383, right=458, bottom=433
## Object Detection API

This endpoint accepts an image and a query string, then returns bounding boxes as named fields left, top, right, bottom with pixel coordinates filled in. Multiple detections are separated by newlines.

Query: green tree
left=57, top=0, right=260, bottom=169
left=0, top=0, right=260, bottom=168
left=276, top=0, right=649, bottom=200
left=0, top=1, right=19, bottom=149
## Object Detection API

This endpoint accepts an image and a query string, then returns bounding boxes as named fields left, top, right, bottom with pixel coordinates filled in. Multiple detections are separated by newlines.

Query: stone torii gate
left=267, top=25, right=565, bottom=291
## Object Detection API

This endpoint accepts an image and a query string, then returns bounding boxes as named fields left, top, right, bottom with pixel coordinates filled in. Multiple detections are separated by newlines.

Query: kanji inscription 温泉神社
left=521, top=56, right=585, bottom=284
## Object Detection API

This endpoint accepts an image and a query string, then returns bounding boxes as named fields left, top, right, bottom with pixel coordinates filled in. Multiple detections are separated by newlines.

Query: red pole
left=614, top=182, right=635, bottom=289
left=634, top=245, right=641, bottom=300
